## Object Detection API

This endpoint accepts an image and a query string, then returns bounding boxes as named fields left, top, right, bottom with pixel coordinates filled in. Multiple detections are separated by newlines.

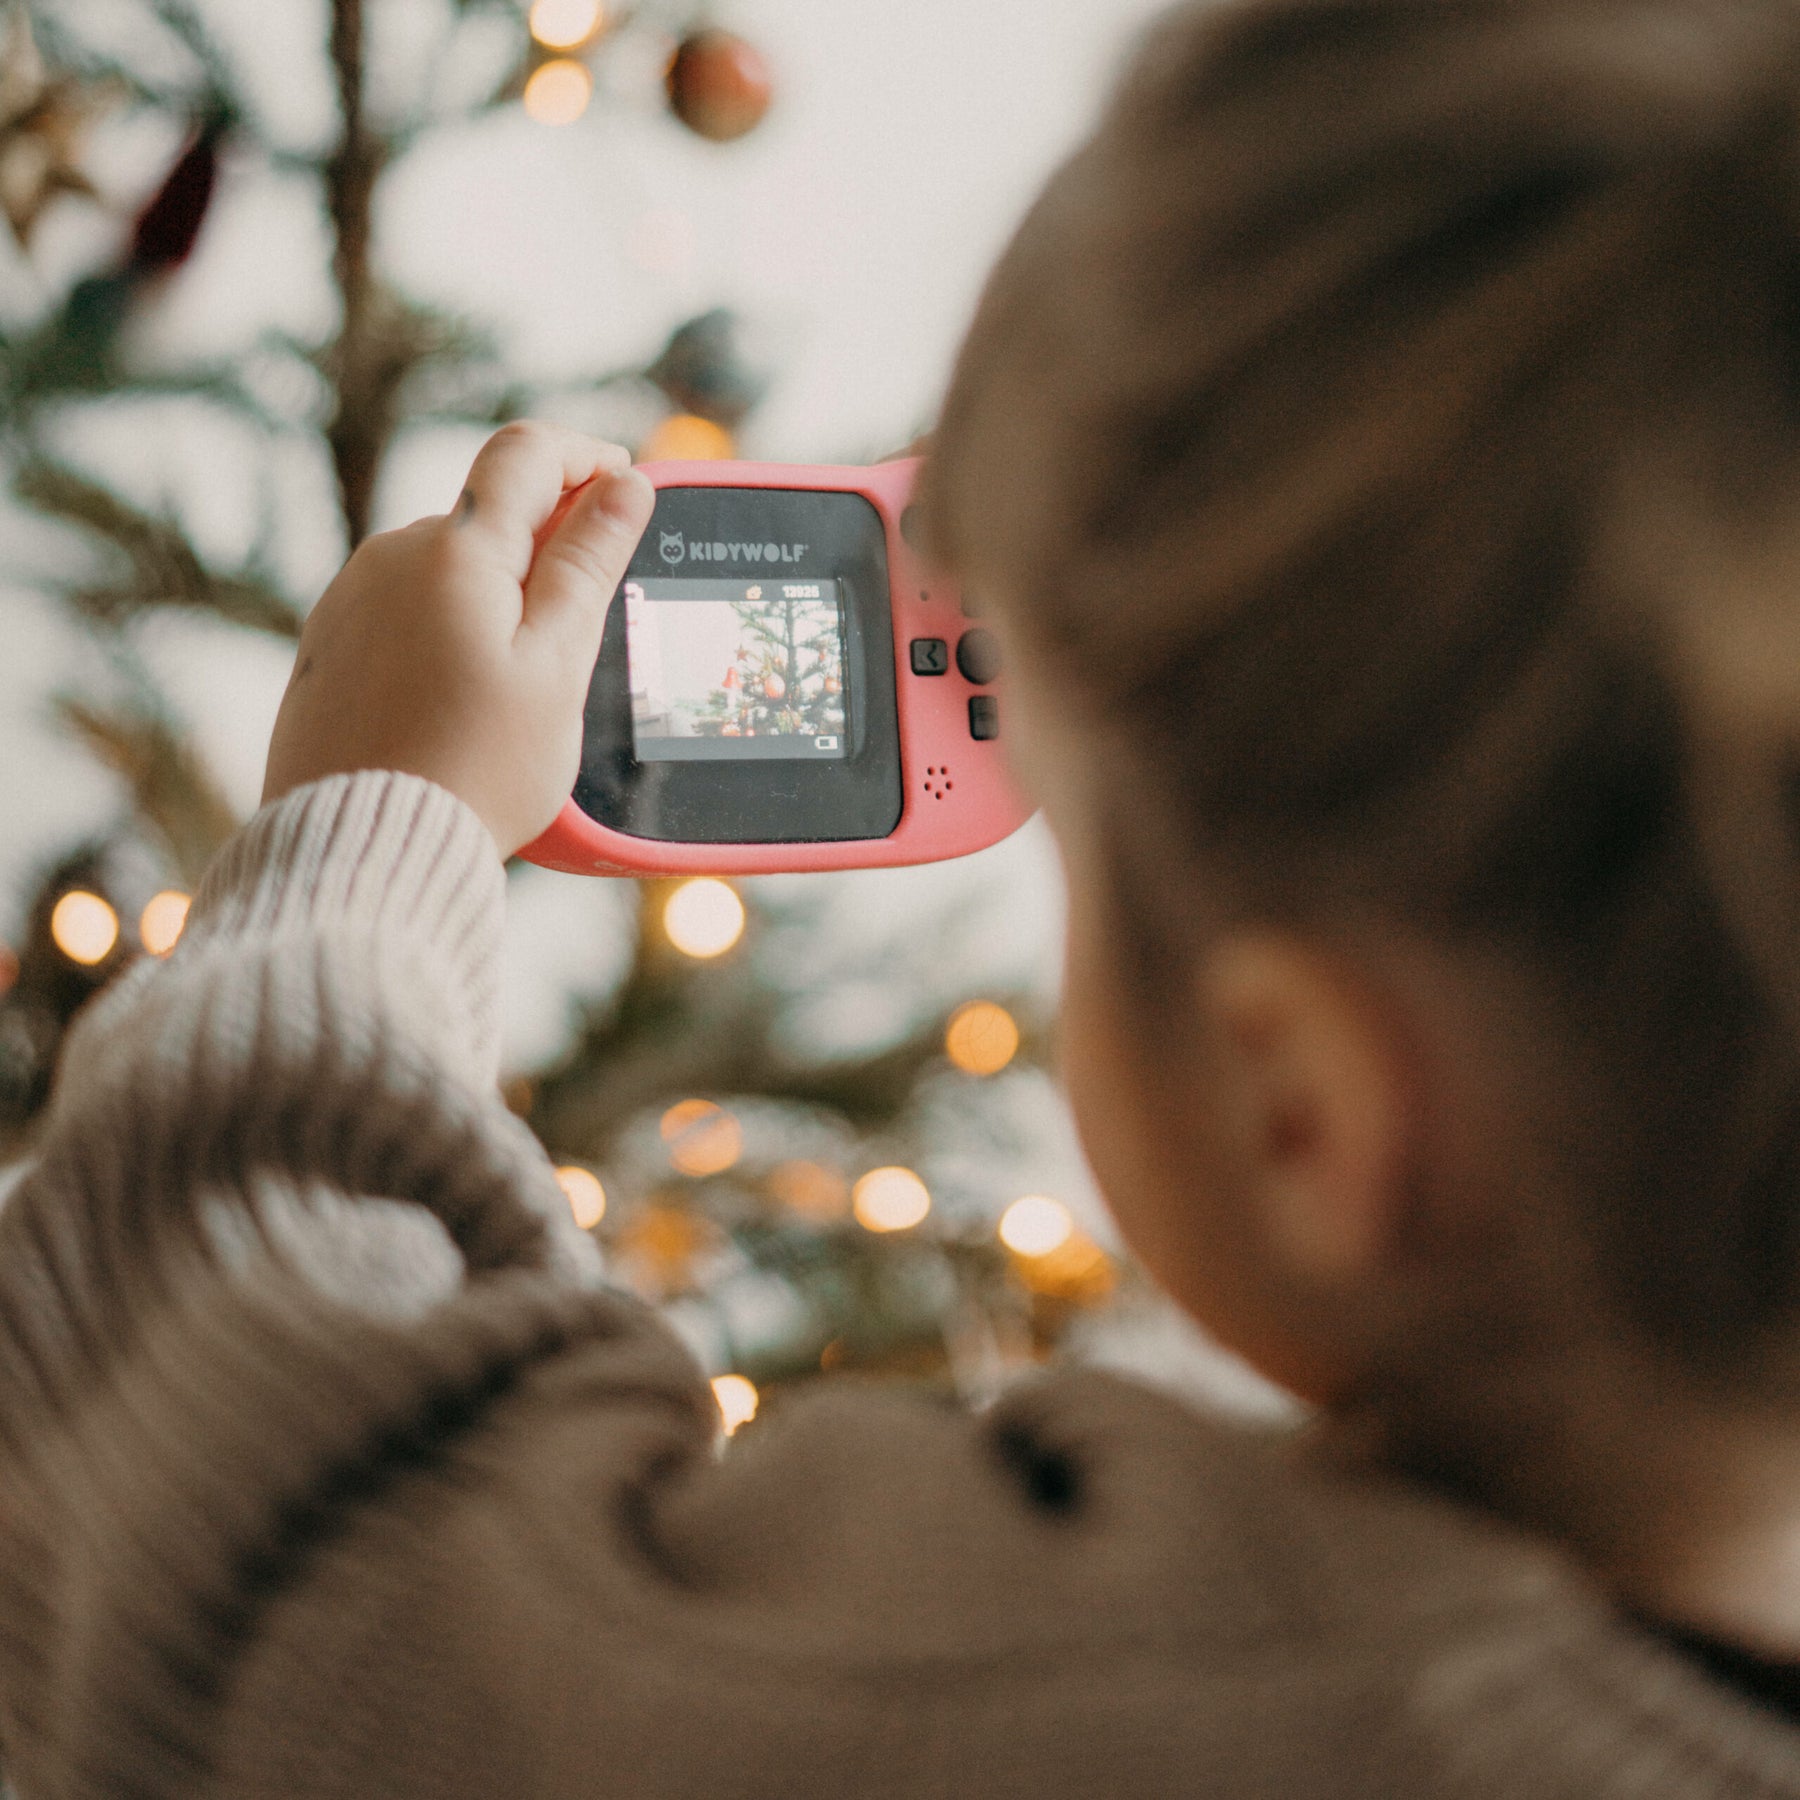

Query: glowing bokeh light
left=641, top=413, right=735, bottom=462
left=852, top=1166, right=931, bottom=1233
left=663, top=878, right=745, bottom=957
left=712, top=1373, right=759, bottom=1435
left=139, top=890, right=191, bottom=957
left=529, top=0, right=604, bottom=49
left=660, top=1099, right=744, bottom=1177
left=1016, top=1231, right=1115, bottom=1303
left=51, top=891, right=119, bottom=966
left=556, top=1165, right=607, bottom=1229
left=523, top=58, right=593, bottom=125
left=945, top=1001, right=1020, bottom=1077
left=767, top=1159, right=849, bottom=1221
left=999, top=1194, right=1075, bottom=1259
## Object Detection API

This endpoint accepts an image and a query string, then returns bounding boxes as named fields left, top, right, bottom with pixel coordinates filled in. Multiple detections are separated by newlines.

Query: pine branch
left=14, top=460, right=304, bottom=639
left=529, top=910, right=1052, bottom=1162
left=52, top=694, right=241, bottom=883
left=142, top=0, right=241, bottom=118
left=323, top=0, right=389, bottom=547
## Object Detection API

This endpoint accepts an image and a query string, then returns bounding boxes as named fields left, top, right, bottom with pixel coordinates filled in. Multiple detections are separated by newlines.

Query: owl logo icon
left=659, top=531, right=686, bottom=566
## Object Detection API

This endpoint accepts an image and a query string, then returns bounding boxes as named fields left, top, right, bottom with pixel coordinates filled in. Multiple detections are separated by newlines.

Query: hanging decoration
left=126, top=117, right=225, bottom=278
left=665, top=28, right=773, bottom=144
left=646, top=307, right=767, bottom=428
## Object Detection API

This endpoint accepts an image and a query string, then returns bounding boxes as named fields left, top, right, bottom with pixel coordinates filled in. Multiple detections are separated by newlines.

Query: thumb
left=521, top=466, right=655, bottom=646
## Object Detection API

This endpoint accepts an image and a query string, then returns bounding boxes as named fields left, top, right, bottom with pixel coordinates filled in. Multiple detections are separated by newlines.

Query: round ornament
left=666, top=30, right=772, bottom=144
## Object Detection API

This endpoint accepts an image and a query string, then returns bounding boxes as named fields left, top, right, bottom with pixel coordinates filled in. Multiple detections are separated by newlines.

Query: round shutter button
left=955, top=628, right=1003, bottom=686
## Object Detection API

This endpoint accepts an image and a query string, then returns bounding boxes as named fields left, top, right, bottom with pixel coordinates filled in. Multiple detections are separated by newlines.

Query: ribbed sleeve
left=179, top=771, right=506, bottom=1084
left=0, top=774, right=707, bottom=1800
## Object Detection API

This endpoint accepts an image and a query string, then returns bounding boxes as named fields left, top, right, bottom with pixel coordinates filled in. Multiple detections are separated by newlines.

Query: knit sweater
left=2, top=772, right=1799, bottom=1799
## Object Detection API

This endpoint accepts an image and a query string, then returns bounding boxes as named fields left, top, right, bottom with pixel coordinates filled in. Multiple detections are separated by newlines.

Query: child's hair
left=923, top=0, right=1800, bottom=1424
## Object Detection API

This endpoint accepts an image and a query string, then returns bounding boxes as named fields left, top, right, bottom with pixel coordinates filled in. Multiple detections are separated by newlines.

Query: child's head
left=925, top=0, right=1800, bottom=1533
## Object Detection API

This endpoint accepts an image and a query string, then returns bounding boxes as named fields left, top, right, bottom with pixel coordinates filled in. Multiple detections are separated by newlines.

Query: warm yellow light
left=640, top=414, right=735, bottom=462
left=660, top=1098, right=744, bottom=1177
left=523, top=57, right=593, bottom=125
left=529, top=0, right=604, bottom=49
left=556, top=1165, right=607, bottom=1229
left=767, top=1159, right=849, bottom=1221
left=664, top=878, right=745, bottom=958
left=1016, top=1230, right=1115, bottom=1303
left=945, top=1001, right=1020, bottom=1077
left=999, top=1194, right=1075, bottom=1259
left=138, top=890, right=190, bottom=957
left=712, top=1373, right=759, bottom=1436
left=51, top=890, right=118, bottom=966
left=853, top=1166, right=931, bottom=1233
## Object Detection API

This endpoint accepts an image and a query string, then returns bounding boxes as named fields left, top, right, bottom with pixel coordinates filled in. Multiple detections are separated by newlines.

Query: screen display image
left=624, top=577, right=850, bottom=762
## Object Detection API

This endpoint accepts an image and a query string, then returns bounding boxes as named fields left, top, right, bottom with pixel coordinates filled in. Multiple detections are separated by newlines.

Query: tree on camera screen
left=624, top=578, right=849, bottom=762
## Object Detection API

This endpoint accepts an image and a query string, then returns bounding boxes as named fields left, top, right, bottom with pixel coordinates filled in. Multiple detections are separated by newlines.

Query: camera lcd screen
left=575, top=484, right=901, bottom=845
left=625, top=577, right=849, bottom=763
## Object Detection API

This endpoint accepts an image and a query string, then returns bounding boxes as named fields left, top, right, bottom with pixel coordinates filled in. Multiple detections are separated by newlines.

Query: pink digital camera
left=522, top=458, right=1032, bottom=877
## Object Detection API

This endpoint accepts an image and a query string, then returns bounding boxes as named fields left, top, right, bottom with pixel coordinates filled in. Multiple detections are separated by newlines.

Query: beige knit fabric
left=2, top=771, right=1799, bottom=1798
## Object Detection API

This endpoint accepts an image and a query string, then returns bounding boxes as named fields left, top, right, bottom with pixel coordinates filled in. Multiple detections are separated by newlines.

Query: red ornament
left=721, top=667, right=740, bottom=690
left=129, top=121, right=223, bottom=276
left=762, top=673, right=786, bottom=701
left=666, top=30, right=772, bottom=143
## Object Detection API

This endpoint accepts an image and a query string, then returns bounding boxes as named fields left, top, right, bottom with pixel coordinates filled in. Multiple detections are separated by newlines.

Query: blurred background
left=0, top=0, right=1286, bottom=1431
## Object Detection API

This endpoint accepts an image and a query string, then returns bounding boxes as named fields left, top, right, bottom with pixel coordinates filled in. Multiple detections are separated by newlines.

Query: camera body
left=522, top=458, right=1031, bottom=876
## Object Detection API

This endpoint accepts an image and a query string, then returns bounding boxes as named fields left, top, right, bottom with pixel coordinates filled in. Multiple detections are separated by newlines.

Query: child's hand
left=263, top=423, right=655, bottom=858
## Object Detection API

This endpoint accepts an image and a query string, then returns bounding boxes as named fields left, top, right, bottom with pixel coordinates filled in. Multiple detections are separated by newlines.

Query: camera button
left=969, top=696, right=1000, bottom=741
left=956, top=628, right=1003, bottom=686
left=910, top=638, right=950, bottom=676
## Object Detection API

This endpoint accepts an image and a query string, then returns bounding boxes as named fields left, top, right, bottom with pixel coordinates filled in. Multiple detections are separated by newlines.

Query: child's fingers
left=521, top=467, right=655, bottom=651
left=458, top=423, right=633, bottom=574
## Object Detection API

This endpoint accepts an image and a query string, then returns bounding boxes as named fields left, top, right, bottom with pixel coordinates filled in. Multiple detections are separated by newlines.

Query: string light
left=138, top=890, right=190, bottom=957
left=529, top=0, right=604, bottom=49
left=50, top=891, right=118, bottom=966
left=523, top=58, right=593, bottom=125
left=663, top=878, right=744, bottom=957
left=1015, top=1230, right=1115, bottom=1303
left=615, top=1204, right=716, bottom=1297
left=945, top=1001, right=1020, bottom=1077
left=556, top=1165, right=607, bottom=1229
left=999, top=1195, right=1075, bottom=1259
left=661, top=1099, right=743, bottom=1177
left=767, top=1159, right=848, bottom=1221
left=712, top=1373, right=758, bottom=1435
left=853, top=1166, right=930, bottom=1233
left=641, top=414, right=734, bottom=462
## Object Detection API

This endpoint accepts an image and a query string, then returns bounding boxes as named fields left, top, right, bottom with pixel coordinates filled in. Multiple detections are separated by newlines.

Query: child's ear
left=1203, top=934, right=1408, bottom=1288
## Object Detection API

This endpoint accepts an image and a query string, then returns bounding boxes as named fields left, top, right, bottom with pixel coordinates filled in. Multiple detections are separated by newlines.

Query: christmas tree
left=0, top=0, right=1158, bottom=1453
left=692, top=589, right=845, bottom=740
